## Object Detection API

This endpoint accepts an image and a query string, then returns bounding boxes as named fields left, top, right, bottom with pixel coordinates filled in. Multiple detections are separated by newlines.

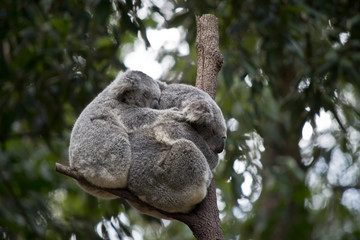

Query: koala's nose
left=151, top=99, right=159, bottom=109
left=214, top=137, right=226, bottom=153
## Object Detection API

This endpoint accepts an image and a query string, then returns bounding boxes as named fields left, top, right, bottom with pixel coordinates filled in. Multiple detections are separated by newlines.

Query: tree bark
left=56, top=13, right=224, bottom=240
left=195, top=14, right=224, bottom=99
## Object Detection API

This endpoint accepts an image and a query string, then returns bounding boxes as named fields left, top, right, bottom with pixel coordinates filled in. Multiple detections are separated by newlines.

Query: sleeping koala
left=69, top=70, right=183, bottom=198
left=127, top=83, right=227, bottom=217
left=69, top=70, right=227, bottom=217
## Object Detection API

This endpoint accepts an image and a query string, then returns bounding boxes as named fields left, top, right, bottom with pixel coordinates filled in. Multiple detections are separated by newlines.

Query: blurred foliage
left=1, top=0, right=360, bottom=239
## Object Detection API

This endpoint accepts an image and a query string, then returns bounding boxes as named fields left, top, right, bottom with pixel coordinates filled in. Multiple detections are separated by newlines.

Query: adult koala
left=127, top=82, right=227, bottom=217
left=69, top=71, right=183, bottom=198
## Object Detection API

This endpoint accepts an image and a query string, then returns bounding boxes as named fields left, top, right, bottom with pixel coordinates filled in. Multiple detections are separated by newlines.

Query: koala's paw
left=154, top=125, right=174, bottom=145
left=166, top=108, right=185, bottom=122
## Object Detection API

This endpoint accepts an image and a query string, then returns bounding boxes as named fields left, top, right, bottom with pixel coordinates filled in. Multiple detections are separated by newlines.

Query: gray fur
left=127, top=83, right=227, bottom=217
left=159, top=83, right=227, bottom=168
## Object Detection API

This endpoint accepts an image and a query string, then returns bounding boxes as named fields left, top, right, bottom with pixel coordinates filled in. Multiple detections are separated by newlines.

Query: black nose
left=151, top=99, right=159, bottom=109
left=214, top=137, right=226, bottom=153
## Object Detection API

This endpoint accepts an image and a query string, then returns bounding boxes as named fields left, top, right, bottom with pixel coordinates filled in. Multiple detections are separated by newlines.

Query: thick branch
left=56, top=164, right=148, bottom=207
left=55, top=163, right=191, bottom=220
left=56, top=162, right=224, bottom=238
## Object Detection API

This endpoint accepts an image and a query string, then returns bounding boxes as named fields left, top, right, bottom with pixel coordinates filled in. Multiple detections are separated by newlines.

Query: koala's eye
left=211, top=128, right=216, bottom=136
left=143, top=92, right=150, bottom=99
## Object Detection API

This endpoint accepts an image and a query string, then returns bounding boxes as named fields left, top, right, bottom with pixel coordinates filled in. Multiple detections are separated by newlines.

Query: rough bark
left=56, top=13, right=224, bottom=240
left=195, top=14, right=224, bottom=99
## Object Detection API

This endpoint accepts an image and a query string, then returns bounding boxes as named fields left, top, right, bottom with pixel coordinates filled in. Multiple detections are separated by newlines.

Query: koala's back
left=69, top=97, right=132, bottom=195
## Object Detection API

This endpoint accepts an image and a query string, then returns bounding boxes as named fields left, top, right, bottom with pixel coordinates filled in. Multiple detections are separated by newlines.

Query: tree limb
left=55, top=163, right=190, bottom=220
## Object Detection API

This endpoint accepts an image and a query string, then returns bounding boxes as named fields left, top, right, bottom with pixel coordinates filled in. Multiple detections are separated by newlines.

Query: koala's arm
left=113, top=106, right=185, bottom=131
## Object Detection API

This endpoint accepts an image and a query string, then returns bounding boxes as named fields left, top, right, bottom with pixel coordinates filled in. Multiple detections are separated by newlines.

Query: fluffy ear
left=156, top=80, right=167, bottom=91
left=108, top=71, right=139, bottom=98
left=183, top=100, right=213, bottom=124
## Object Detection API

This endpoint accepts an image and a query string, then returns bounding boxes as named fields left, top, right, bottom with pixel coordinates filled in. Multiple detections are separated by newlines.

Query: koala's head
left=183, top=99, right=227, bottom=154
left=108, top=70, right=161, bottom=108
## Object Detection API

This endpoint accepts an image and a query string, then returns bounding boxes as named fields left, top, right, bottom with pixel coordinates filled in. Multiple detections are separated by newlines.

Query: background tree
left=1, top=0, right=360, bottom=239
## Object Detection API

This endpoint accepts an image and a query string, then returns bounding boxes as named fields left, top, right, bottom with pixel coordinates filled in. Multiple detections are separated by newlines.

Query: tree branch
left=55, top=163, right=190, bottom=220
left=56, top=163, right=146, bottom=206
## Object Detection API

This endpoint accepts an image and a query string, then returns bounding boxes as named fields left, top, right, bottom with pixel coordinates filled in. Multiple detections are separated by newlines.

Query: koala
left=159, top=83, right=227, bottom=168
left=127, top=83, right=227, bottom=217
left=69, top=70, right=183, bottom=198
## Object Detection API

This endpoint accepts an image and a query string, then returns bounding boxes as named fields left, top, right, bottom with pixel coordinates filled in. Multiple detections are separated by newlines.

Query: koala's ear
left=156, top=81, right=167, bottom=91
left=109, top=71, right=139, bottom=98
left=183, top=100, right=213, bottom=124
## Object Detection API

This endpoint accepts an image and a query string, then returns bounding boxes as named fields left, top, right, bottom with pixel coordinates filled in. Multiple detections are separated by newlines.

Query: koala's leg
left=130, top=138, right=212, bottom=214
left=156, top=139, right=212, bottom=211
left=70, top=118, right=132, bottom=199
